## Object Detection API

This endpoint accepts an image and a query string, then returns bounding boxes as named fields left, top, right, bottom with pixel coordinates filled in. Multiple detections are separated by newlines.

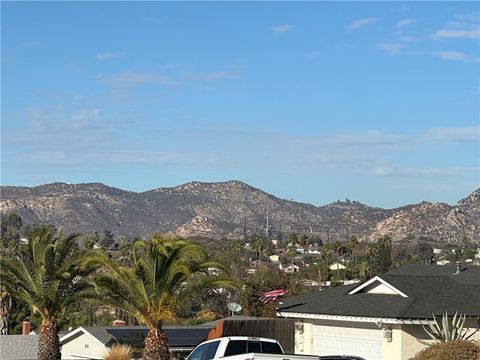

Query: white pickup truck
left=185, top=336, right=320, bottom=360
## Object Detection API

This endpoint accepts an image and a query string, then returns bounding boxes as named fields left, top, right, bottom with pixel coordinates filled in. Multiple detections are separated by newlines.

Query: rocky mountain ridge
left=1, top=181, right=478, bottom=244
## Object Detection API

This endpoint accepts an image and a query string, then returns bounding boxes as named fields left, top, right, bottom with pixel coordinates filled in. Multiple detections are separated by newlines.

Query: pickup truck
left=185, top=336, right=320, bottom=360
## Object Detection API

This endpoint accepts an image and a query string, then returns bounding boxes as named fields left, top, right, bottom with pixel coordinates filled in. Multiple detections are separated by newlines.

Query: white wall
left=61, top=332, right=106, bottom=360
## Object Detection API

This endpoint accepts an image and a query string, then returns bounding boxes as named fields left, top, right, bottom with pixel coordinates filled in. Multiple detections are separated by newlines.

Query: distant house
left=277, top=263, right=480, bottom=360
left=59, top=324, right=214, bottom=359
left=436, top=259, right=450, bottom=265
left=269, top=254, right=280, bottom=263
left=284, top=264, right=300, bottom=274
left=328, top=262, right=346, bottom=271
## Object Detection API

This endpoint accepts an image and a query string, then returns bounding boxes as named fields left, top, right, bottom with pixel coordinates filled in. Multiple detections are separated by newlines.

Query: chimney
left=112, top=319, right=126, bottom=327
left=22, top=321, right=31, bottom=335
left=453, top=261, right=462, bottom=275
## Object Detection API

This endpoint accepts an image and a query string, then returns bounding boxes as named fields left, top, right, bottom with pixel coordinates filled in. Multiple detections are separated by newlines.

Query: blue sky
left=2, top=1, right=479, bottom=208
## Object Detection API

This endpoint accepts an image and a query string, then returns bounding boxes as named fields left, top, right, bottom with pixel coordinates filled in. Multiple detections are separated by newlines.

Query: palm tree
left=299, top=234, right=309, bottom=268
left=348, top=235, right=360, bottom=279
left=84, top=236, right=234, bottom=360
left=0, top=287, right=12, bottom=335
left=366, top=242, right=378, bottom=277
left=0, top=227, right=97, bottom=360
left=252, top=235, right=266, bottom=269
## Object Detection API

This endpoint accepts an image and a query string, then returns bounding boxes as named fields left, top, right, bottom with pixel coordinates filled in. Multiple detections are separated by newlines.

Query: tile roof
left=277, top=264, right=480, bottom=320
left=0, top=335, right=38, bottom=360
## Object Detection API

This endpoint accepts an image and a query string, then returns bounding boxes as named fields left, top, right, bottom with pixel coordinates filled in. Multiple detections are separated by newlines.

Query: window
left=188, top=344, right=208, bottom=360
left=247, top=341, right=261, bottom=353
left=260, top=341, right=283, bottom=354
left=205, top=341, right=220, bottom=360
left=224, top=340, right=247, bottom=356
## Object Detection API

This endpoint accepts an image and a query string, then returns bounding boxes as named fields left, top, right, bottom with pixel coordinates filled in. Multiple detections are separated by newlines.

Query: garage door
left=313, top=322, right=382, bottom=360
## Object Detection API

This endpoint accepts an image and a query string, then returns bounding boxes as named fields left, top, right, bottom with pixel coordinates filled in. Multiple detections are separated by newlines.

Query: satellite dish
left=227, top=302, right=242, bottom=316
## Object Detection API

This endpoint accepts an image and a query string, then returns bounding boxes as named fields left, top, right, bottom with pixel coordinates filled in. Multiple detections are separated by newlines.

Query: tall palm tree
left=84, top=236, right=234, bottom=360
left=0, top=287, right=12, bottom=335
left=252, top=235, right=266, bottom=269
left=299, top=234, right=309, bottom=268
left=0, top=227, right=97, bottom=360
left=348, top=236, right=360, bottom=279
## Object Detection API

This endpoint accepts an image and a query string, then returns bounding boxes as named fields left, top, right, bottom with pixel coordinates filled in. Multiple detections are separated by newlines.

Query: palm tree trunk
left=144, top=327, right=170, bottom=360
left=0, top=292, right=12, bottom=335
left=38, top=318, right=60, bottom=360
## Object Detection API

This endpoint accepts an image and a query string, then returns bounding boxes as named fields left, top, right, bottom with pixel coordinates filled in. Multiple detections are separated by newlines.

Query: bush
left=104, top=344, right=132, bottom=360
left=410, top=340, right=480, bottom=360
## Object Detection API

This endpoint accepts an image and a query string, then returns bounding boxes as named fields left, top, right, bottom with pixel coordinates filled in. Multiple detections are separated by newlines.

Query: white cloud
left=371, top=166, right=478, bottom=178
left=346, top=18, right=378, bottom=31
left=432, top=14, right=480, bottom=39
left=432, top=28, right=480, bottom=39
left=377, top=43, right=406, bottom=55
left=270, top=24, right=292, bottom=33
left=184, top=65, right=243, bottom=81
left=97, top=71, right=172, bottom=88
left=96, top=52, right=123, bottom=61
left=396, top=18, right=416, bottom=29
left=433, top=51, right=477, bottom=63
left=425, top=126, right=480, bottom=142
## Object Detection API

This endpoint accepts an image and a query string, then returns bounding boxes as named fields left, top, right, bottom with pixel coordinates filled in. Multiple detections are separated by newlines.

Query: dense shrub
left=410, top=340, right=480, bottom=360
left=104, top=344, right=132, bottom=360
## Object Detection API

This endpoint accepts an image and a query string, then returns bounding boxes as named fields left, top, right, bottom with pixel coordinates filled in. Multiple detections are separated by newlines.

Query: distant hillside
left=1, top=181, right=478, bottom=244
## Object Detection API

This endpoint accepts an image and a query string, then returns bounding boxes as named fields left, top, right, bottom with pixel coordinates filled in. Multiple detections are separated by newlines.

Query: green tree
left=0, top=227, right=97, bottom=360
left=0, top=287, right=12, bottom=335
left=299, top=234, right=310, bottom=267
left=252, top=235, right=266, bottom=269
left=84, top=236, right=235, bottom=360
left=348, top=236, right=360, bottom=279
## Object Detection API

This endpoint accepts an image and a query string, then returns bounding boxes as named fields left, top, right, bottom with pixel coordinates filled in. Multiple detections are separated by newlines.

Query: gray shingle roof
left=0, top=335, right=38, bottom=360
left=63, top=325, right=214, bottom=349
left=278, top=264, right=480, bottom=320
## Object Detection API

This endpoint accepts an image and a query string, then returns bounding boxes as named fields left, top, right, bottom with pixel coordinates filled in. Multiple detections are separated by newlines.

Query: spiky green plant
left=84, top=236, right=237, bottom=360
left=0, top=227, right=98, bottom=360
left=420, top=312, right=478, bottom=345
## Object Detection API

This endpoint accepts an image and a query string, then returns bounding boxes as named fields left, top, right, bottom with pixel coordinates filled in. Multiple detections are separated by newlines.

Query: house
left=328, top=262, right=346, bottom=271
left=59, top=324, right=214, bottom=359
left=277, top=263, right=480, bottom=360
left=284, top=264, right=300, bottom=274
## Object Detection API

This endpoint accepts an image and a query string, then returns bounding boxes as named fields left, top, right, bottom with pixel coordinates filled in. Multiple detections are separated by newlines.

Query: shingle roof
left=63, top=325, right=213, bottom=349
left=277, top=264, right=480, bottom=320
left=0, top=335, right=38, bottom=360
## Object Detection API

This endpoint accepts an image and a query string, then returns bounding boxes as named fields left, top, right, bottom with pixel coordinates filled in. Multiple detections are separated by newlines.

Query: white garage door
left=313, top=322, right=382, bottom=360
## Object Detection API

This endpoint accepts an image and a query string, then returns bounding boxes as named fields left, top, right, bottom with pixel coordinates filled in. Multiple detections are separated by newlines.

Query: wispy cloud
left=371, top=166, right=477, bottom=178
left=433, top=28, right=480, bottom=39
left=183, top=65, right=243, bottom=81
left=346, top=18, right=378, bottom=31
left=377, top=43, right=406, bottom=55
left=432, top=14, right=480, bottom=39
left=396, top=18, right=416, bottom=29
left=96, top=52, right=123, bottom=61
left=433, top=51, right=477, bottom=63
left=270, top=24, right=292, bottom=33
left=97, top=71, right=173, bottom=88
left=425, top=126, right=479, bottom=142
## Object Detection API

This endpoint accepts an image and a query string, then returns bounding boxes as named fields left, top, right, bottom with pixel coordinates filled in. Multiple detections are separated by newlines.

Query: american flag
left=258, top=289, right=287, bottom=303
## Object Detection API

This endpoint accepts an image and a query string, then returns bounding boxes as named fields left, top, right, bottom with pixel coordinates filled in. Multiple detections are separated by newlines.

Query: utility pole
left=265, top=202, right=269, bottom=238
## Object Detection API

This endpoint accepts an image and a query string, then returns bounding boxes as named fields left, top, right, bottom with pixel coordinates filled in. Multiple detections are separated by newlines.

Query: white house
left=328, top=262, right=346, bottom=271
left=277, top=263, right=480, bottom=360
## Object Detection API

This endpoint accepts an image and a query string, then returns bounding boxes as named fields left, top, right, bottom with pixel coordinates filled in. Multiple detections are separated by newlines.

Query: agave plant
left=421, top=312, right=478, bottom=345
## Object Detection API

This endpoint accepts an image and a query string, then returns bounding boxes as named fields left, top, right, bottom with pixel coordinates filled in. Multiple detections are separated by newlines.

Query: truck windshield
left=224, top=340, right=283, bottom=356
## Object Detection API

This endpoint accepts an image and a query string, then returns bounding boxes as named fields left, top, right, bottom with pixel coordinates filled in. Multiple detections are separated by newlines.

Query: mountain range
left=1, top=181, right=479, bottom=245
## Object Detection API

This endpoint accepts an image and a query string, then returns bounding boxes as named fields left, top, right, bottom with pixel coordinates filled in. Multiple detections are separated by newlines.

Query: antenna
left=227, top=302, right=242, bottom=317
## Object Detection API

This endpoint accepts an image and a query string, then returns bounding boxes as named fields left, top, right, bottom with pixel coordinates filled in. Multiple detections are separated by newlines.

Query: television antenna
left=227, top=302, right=242, bottom=317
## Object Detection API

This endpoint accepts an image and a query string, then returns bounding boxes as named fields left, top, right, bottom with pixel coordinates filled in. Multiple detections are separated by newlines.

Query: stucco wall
left=61, top=332, right=106, bottom=360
